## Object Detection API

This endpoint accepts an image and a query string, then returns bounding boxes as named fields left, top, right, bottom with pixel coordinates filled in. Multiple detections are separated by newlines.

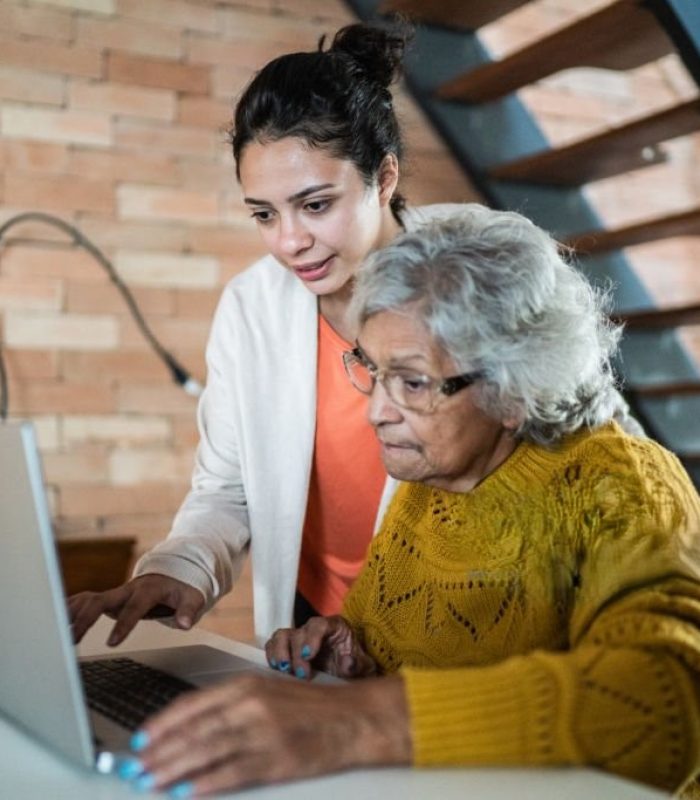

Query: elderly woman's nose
left=367, top=380, right=402, bottom=426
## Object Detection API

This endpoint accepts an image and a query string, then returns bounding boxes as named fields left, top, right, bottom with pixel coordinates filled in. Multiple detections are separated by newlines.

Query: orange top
left=296, top=314, right=386, bottom=616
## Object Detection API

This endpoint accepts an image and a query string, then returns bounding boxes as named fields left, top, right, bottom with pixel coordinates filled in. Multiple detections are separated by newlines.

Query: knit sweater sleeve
left=399, top=437, right=700, bottom=793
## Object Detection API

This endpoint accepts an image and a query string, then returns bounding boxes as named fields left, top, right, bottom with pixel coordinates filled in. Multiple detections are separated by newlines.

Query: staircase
left=346, top=0, right=700, bottom=487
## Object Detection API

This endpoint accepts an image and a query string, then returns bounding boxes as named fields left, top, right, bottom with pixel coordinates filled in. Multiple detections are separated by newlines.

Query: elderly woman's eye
left=400, top=375, right=430, bottom=394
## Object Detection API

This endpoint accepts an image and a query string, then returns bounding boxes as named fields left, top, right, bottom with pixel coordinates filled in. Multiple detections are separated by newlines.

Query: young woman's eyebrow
left=244, top=183, right=336, bottom=206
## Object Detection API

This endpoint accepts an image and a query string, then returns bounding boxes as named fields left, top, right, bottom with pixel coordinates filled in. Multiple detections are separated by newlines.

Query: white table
left=0, top=619, right=670, bottom=800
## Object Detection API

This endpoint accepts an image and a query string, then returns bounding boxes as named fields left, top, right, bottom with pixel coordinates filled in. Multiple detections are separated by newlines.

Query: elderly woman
left=119, top=208, right=700, bottom=798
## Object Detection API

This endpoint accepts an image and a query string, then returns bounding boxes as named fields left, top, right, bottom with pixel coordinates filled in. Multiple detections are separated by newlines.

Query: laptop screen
left=0, top=421, right=94, bottom=767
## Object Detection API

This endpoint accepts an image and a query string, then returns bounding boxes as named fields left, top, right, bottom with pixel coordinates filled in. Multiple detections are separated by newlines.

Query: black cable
left=0, top=212, right=203, bottom=420
left=0, top=338, right=7, bottom=421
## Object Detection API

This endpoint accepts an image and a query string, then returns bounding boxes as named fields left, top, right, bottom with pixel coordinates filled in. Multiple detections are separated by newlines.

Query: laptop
left=0, top=419, right=305, bottom=774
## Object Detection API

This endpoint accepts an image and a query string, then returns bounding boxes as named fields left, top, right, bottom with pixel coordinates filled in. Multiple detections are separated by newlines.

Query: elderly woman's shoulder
left=563, top=422, right=698, bottom=503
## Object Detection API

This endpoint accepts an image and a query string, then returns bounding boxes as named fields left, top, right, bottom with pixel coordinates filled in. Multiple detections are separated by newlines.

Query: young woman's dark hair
left=230, top=21, right=412, bottom=217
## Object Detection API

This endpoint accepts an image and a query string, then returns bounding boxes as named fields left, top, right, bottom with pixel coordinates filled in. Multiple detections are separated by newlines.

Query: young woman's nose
left=277, top=215, right=313, bottom=257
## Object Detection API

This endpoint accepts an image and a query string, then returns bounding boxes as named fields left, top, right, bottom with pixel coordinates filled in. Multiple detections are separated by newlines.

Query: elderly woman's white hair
left=351, top=205, right=637, bottom=445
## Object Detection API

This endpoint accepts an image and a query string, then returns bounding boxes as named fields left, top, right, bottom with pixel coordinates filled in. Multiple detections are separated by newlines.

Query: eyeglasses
left=342, top=346, right=483, bottom=414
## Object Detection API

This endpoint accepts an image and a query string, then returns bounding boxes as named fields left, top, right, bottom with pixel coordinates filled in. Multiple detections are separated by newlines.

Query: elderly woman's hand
left=265, top=615, right=377, bottom=680
left=120, top=673, right=411, bottom=796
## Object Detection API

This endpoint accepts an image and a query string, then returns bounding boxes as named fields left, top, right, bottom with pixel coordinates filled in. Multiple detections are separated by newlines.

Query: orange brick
left=118, top=0, right=220, bottom=33
left=0, top=3, right=74, bottom=42
left=115, top=250, right=220, bottom=289
left=0, top=65, right=66, bottom=106
left=117, top=184, right=218, bottom=224
left=65, top=282, right=175, bottom=316
left=4, top=171, right=115, bottom=215
left=67, top=148, right=178, bottom=185
left=53, top=516, right=101, bottom=538
left=219, top=9, right=322, bottom=45
left=43, top=448, right=111, bottom=485
left=118, top=383, right=201, bottom=415
left=187, top=224, right=262, bottom=257
left=173, top=288, right=220, bottom=318
left=210, top=64, right=252, bottom=101
left=0, top=39, right=102, bottom=79
left=115, top=119, right=218, bottom=158
left=178, top=159, right=231, bottom=191
left=0, top=276, right=63, bottom=311
left=184, top=34, right=287, bottom=70
left=32, top=0, right=115, bottom=13
left=1, top=244, right=111, bottom=284
left=62, top=415, right=171, bottom=446
left=61, top=351, right=171, bottom=384
left=109, top=446, right=195, bottom=485
left=107, top=51, right=210, bottom=94
left=8, top=379, right=116, bottom=415
left=1, top=140, right=69, bottom=173
left=76, top=16, right=182, bottom=59
left=77, top=217, right=188, bottom=252
left=3, top=349, right=60, bottom=380
left=1, top=104, right=112, bottom=148
left=119, top=315, right=210, bottom=352
left=178, top=94, right=232, bottom=130
left=170, top=413, right=200, bottom=448
left=58, top=482, right=189, bottom=517
left=69, top=80, right=176, bottom=122
left=4, top=310, right=119, bottom=351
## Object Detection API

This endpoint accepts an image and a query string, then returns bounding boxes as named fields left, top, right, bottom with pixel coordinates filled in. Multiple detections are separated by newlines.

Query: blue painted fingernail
left=269, top=657, right=277, bottom=667
left=134, top=772, right=155, bottom=792
left=130, top=730, right=149, bottom=751
left=279, top=660, right=290, bottom=672
left=295, top=666, right=306, bottom=679
left=169, top=782, right=194, bottom=799
left=117, top=757, right=143, bottom=780
left=301, top=645, right=311, bottom=659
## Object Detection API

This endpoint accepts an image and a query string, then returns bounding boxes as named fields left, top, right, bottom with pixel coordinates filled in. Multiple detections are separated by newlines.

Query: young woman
left=69, top=22, right=640, bottom=646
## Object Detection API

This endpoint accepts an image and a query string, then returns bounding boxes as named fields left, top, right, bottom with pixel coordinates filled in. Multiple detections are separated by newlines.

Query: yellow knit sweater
left=342, top=422, right=700, bottom=793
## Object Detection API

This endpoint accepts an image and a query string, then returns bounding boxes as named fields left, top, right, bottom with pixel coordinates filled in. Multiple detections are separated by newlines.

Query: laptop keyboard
left=80, top=657, right=195, bottom=730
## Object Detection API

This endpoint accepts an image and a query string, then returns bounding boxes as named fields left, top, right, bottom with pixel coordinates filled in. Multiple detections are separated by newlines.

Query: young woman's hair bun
left=325, top=21, right=412, bottom=89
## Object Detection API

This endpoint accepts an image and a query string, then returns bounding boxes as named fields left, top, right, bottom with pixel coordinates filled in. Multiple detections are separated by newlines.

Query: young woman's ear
left=377, top=153, right=400, bottom=206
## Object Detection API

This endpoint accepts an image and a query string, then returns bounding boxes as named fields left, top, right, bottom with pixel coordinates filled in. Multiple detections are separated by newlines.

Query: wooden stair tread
left=437, top=0, right=674, bottom=104
left=612, top=303, right=700, bottom=330
left=488, top=98, right=700, bottom=185
left=378, top=0, right=531, bottom=31
left=567, top=207, right=700, bottom=255
left=630, top=380, right=700, bottom=397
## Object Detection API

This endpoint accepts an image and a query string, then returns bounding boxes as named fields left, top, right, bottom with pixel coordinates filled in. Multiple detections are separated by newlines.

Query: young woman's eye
left=304, top=199, right=331, bottom=214
left=250, top=209, right=274, bottom=224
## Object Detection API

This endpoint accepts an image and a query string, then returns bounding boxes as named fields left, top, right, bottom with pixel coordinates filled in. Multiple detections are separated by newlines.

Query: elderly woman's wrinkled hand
left=119, top=673, right=411, bottom=797
left=265, top=615, right=377, bottom=680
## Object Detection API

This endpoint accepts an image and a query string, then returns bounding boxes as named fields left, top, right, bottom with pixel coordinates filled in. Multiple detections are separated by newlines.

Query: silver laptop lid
left=0, top=420, right=94, bottom=767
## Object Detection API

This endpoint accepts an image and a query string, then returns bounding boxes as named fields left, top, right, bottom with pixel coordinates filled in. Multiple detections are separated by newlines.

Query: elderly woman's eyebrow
left=355, top=341, right=429, bottom=369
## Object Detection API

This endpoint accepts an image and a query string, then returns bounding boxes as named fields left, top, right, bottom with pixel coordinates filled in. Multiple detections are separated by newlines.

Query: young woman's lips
left=292, top=256, right=333, bottom=282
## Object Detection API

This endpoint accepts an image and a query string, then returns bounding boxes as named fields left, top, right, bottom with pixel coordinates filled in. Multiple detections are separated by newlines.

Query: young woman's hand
left=67, top=574, right=205, bottom=646
left=265, top=615, right=377, bottom=680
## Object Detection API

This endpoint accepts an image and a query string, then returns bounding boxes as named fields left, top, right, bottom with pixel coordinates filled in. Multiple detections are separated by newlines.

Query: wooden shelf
left=613, top=303, right=700, bottom=330
left=631, top=380, right=700, bottom=398
left=57, top=536, right=136, bottom=596
left=567, top=207, right=700, bottom=255
left=379, top=0, right=530, bottom=31
left=437, top=0, right=674, bottom=104
left=488, top=99, right=700, bottom=186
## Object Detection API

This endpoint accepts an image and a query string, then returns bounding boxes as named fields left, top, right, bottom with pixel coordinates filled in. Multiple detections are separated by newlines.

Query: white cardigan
left=135, top=204, right=467, bottom=642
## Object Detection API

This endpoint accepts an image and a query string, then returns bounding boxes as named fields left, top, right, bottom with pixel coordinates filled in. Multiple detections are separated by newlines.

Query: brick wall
left=0, top=0, right=479, bottom=642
